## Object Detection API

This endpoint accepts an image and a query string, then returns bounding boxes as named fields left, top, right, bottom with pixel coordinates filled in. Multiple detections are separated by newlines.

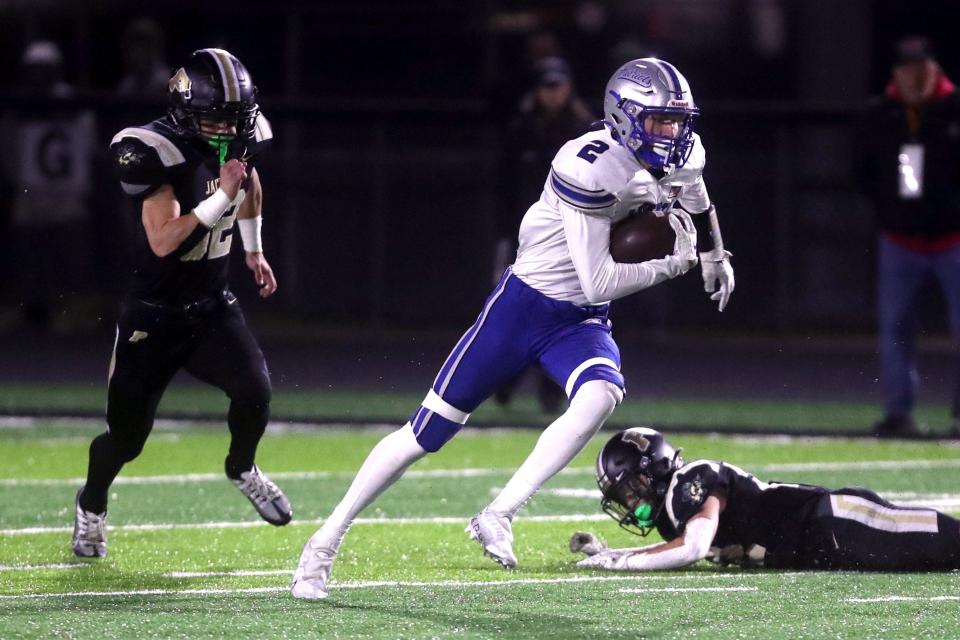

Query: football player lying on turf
left=292, top=57, right=735, bottom=599
left=571, top=428, right=960, bottom=571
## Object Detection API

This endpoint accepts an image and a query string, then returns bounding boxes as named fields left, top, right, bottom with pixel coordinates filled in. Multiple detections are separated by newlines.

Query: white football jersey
left=511, top=126, right=710, bottom=305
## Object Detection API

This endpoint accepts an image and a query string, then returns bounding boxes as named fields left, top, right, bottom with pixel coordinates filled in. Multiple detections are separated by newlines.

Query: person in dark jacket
left=493, top=57, right=596, bottom=413
left=855, top=36, right=960, bottom=437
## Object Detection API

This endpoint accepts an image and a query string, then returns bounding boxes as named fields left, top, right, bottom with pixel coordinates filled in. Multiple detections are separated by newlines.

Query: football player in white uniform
left=291, top=58, right=734, bottom=599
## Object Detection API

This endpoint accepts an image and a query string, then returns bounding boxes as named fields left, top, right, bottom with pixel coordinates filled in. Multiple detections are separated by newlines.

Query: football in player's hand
left=609, top=213, right=676, bottom=263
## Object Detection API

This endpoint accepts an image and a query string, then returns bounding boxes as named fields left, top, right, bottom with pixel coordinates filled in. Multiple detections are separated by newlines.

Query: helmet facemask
left=612, top=93, right=698, bottom=172
left=170, top=103, right=259, bottom=165
left=600, top=470, right=660, bottom=536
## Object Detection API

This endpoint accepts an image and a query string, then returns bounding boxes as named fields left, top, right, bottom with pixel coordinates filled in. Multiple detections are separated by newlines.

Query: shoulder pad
left=664, top=459, right=722, bottom=530
left=671, top=134, right=706, bottom=182
left=110, top=127, right=182, bottom=197
left=242, top=113, right=273, bottom=160
left=551, top=129, right=637, bottom=199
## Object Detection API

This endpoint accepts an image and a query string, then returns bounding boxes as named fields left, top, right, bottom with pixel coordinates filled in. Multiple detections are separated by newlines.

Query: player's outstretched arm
left=575, top=495, right=721, bottom=571
left=237, top=168, right=277, bottom=298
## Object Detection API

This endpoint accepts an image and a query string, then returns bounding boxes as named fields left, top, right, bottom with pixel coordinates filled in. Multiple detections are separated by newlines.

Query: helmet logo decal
left=168, top=67, right=192, bottom=99
left=617, top=65, right=655, bottom=91
left=621, top=429, right=651, bottom=452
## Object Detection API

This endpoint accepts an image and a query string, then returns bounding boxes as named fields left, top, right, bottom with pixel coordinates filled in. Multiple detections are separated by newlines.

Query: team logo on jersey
left=168, top=67, right=192, bottom=98
left=680, top=476, right=704, bottom=504
left=668, top=184, right=683, bottom=200
left=128, top=330, right=149, bottom=343
left=117, top=145, right=142, bottom=167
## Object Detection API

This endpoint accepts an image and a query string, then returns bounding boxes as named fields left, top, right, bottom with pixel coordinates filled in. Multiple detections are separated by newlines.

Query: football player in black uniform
left=570, top=428, right=960, bottom=571
left=71, top=48, right=292, bottom=558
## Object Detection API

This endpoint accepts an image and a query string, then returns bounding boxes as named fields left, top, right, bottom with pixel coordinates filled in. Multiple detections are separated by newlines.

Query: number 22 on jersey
left=180, top=205, right=238, bottom=262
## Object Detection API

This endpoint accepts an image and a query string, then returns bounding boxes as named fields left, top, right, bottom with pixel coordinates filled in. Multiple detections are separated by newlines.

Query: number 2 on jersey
left=577, top=140, right=610, bottom=164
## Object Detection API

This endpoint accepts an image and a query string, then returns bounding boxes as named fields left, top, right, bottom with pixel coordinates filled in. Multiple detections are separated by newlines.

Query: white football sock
left=308, top=423, right=426, bottom=553
left=488, top=380, right=622, bottom=518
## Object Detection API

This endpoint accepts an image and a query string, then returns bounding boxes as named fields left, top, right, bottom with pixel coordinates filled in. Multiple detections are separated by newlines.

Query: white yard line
left=168, top=569, right=292, bottom=578
left=847, top=595, right=960, bottom=603
left=619, top=586, right=758, bottom=594
left=0, top=513, right=611, bottom=537
left=0, top=573, right=789, bottom=600
left=0, top=467, right=530, bottom=487
left=542, top=488, right=960, bottom=511
left=7, top=457, right=960, bottom=488
left=759, top=459, right=960, bottom=472
left=0, top=563, right=88, bottom=572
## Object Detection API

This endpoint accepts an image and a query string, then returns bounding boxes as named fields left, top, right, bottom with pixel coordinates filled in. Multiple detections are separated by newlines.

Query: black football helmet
left=167, top=48, right=259, bottom=163
left=596, top=427, right=684, bottom=536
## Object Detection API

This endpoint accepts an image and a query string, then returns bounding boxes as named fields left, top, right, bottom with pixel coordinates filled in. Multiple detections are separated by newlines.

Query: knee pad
left=410, top=390, right=471, bottom=453
left=571, top=379, right=623, bottom=414
left=567, top=362, right=625, bottom=401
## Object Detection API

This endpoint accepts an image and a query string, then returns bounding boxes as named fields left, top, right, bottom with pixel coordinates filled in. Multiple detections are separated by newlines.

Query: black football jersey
left=109, top=115, right=273, bottom=306
left=654, top=459, right=828, bottom=562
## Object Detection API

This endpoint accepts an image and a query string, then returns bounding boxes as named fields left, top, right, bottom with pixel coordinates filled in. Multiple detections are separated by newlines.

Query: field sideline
left=2, top=417, right=960, bottom=639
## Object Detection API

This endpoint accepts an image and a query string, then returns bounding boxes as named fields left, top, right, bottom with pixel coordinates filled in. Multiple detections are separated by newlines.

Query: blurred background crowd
left=1, top=0, right=959, bottom=429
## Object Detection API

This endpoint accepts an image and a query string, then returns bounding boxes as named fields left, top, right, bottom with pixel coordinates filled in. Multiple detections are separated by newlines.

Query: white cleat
left=467, top=509, right=518, bottom=569
left=231, top=465, right=293, bottom=526
left=72, top=490, right=107, bottom=558
left=290, top=536, right=335, bottom=600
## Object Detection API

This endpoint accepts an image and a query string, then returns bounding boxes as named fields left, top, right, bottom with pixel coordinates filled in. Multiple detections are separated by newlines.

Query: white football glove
left=569, top=531, right=608, bottom=556
left=667, top=211, right=699, bottom=275
left=699, top=248, right=735, bottom=312
left=576, top=549, right=631, bottom=570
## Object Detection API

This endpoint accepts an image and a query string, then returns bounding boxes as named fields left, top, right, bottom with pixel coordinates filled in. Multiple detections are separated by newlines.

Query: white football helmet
left=603, top=58, right=699, bottom=171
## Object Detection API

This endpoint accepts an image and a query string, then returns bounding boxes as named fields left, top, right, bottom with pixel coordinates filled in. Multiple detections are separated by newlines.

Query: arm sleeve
left=561, top=202, right=689, bottom=304
left=690, top=204, right=725, bottom=254
left=614, top=515, right=717, bottom=571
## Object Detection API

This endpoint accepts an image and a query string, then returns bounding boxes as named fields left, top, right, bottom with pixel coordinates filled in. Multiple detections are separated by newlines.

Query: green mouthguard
left=207, top=134, right=233, bottom=166
left=634, top=503, right=653, bottom=525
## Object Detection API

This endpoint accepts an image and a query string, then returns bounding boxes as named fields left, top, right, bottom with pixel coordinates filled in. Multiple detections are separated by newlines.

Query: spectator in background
left=493, top=57, right=595, bottom=413
left=116, top=18, right=169, bottom=99
left=855, top=36, right=960, bottom=437
left=0, top=41, right=96, bottom=331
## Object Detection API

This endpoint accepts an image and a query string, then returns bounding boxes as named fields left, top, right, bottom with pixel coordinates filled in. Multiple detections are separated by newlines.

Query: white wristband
left=192, top=189, right=232, bottom=228
left=238, top=215, right=263, bottom=253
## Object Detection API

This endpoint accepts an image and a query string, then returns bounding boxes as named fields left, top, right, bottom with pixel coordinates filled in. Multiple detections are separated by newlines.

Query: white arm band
left=614, top=516, right=716, bottom=571
left=192, top=189, right=232, bottom=228
left=238, top=216, right=263, bottom=253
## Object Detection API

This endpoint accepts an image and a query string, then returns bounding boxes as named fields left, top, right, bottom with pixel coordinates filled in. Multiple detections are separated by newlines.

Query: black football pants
left=80, top=292, right=271, bottom=513
left=798, top=487, right=960, bottom=571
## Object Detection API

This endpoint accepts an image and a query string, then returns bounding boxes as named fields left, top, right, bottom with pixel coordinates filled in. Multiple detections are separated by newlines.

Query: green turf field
left=2, top=418, right=960, bottom=639
left=2, top=381, right=959, bottom=435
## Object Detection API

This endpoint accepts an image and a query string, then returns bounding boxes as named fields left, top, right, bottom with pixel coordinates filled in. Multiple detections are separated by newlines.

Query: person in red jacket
left=855, top=36, right=960, bottom=438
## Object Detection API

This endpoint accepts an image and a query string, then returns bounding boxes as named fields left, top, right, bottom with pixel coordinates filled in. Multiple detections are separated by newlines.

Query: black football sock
left=224, top=400, right=269, bottom=479
left=79, top=432, right=126, bottom=513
